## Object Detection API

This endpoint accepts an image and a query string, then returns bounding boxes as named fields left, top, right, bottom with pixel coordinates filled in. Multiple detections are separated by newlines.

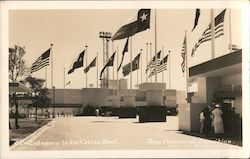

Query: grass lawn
left=9, top=118, right=52, bottom=145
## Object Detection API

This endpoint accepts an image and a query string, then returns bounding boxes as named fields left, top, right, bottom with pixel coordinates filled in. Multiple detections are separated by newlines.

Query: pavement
left=11, top=116, right=241, bottom=150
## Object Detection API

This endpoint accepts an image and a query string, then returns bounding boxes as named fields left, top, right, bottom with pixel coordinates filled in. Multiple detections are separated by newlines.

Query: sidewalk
left=11, top=116, right=241, bottom=150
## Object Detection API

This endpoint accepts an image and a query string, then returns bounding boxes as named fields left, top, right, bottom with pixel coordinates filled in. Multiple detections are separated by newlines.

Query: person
left=95, top=108, right=99, bottom=117
left=211, top=104, right=224, bottom=137
left=200, top=105, right=212, bottom=136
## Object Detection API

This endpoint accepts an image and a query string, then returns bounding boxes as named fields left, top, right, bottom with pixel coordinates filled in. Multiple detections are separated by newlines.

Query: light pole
left=99, top=31, right=112, bottom=88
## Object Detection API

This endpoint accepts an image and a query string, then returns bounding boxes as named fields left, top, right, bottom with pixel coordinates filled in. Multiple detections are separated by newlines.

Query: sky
left=9, top=7, right=242, bottom=90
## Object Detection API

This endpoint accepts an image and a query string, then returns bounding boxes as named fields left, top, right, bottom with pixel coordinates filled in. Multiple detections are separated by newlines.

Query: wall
left=221, top=73, right=242, bottom=85
left=82, top=88, right=110, bottom=107
left=48, top=89, right=83, bottom=104
left=191, top=77, right=207, bottom=103
left=178, top=103, right=191, bottom=131
left=178, top=103, right=206, bottom=132
left=206, top=77, right=221, bottom=104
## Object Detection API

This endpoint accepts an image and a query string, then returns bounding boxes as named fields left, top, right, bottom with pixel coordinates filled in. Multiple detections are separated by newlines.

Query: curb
left=10, top=118, right=56, bottom=151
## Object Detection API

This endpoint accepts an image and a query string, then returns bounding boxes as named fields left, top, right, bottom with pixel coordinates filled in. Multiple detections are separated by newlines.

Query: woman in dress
left=211, top=104, right=224, bottom=136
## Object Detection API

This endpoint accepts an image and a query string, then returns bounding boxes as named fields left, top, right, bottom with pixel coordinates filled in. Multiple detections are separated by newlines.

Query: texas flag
left=112, top=9, right=151, bottom=41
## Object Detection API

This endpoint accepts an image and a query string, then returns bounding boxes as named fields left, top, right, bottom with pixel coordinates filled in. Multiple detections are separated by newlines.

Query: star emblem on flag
left=140, top=12, right=148, bottom=22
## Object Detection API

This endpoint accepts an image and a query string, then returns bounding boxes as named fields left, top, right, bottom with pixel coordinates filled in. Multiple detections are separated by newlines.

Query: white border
left=1, top=1, right=249, bottom=158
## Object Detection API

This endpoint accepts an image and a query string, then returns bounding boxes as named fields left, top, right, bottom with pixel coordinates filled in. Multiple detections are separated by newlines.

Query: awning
left=9, top=82, right=32, bottom=93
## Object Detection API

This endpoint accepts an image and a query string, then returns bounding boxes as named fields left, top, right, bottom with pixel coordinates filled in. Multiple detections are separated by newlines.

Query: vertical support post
left=116, top=46, right=119, bottom=96
left=45, top=67, right=47, bottom=88
left=185, top=30, right=189, bottom=101
left=211, top=9, right=215, bottom=59
left=106, top=39, right=109, bottom=88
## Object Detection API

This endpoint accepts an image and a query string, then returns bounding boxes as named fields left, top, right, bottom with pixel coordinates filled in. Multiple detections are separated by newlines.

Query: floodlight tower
left=99, top=31, right=112, bottom=88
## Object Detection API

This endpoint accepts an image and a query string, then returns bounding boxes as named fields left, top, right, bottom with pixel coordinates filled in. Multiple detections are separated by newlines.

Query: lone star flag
left=191, top=9, right=226, bottom=56
left=122, top=53, right=141, bottom=77
left=84, top=56, right=97, bottom=73
left=112, top=9, right=151, bottom=40
left=100, top=52, right=116, bottom=79
left=31, top=48, right=51, bottom=73
left=68, top=50, right=85, bottom=74
left=117, top=38, right=129, bottom=71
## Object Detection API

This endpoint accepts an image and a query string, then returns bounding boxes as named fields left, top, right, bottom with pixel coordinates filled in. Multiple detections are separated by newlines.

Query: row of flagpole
left=36, top=8, right=233, bottom=100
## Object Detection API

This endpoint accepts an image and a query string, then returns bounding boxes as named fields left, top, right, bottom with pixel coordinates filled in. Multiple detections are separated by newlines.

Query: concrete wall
left=139, top=83, right=166, bottom=90
left=178, top=103, right=206, bottom=132
left=192, top=77, right=207, bottom=103
left=178, top=103, right=191, bottom=131
left=48, top=89, right=82, bottom=104
left=82, top=88, right=110, bottom=107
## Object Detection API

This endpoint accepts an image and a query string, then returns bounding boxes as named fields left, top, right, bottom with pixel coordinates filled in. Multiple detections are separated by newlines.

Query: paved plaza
left=11, top=116, right=240, bottom=150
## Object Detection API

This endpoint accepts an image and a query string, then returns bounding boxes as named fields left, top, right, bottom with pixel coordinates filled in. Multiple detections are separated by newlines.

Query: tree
left=9, top=45, right=29, bottom=81
left=9, top=45, right=29, bottom=129
left=22, top=76, right=51, bottom=122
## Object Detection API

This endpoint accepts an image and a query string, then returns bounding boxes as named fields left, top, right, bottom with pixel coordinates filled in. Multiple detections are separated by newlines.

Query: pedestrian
left=211, top=104, right=224, bottom=137
left=200, top=105, right=212, bottom=136
left=95, top=108, right=99, bottom=117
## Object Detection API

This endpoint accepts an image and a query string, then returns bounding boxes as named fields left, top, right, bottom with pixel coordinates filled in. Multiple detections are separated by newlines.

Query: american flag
left=145, top=50, right=161, bottom=73
left=181, top=35, right=187, bottom=73
left=149, top=55, right=168, bottom=77
left=191, top=9, right=226, bottom=57
left=31, top=48, right=51, bottom=73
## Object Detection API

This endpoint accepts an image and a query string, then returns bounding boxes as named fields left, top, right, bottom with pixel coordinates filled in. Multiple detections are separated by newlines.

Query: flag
left=192, top=9, right=200, bottom=32
left=112, top=9, right=151, bottom=40
left=149, top=55, right=168, bottom=77
left=100, top=52, right=116, bottom=79
left=68, top=50, right=85, bottom=74
left=146, top=50, right=161, bottom=73
left=191, top=9, right=226, bottom=56
left=31, top=48, right=51, bottom=73
left=66, top=81, right=70, bottom=85
left=84, top=56, right=97, bottom=73
left=122, top=53, right=141, bottom=77
left=181, top=35, right=187, bottom=73
left=117, top=38, right=129, bottom=71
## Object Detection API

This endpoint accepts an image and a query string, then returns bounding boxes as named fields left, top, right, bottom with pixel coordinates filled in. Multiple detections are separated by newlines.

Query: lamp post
left=99, top=31, right=112, bottom=88
left=52, top=86, right=55, bottom=118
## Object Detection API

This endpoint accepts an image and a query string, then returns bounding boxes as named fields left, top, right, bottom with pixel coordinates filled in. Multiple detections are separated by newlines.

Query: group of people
left=200, top=102, right=224, bottom=137
left=95, top=108, right=112, bottom=117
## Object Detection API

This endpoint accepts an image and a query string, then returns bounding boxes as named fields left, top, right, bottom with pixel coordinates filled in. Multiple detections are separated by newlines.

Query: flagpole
left=96, top=52, right=99, bottom=88
left=150, top=42, right=152, bottom=83
left=63, top=67, right=65, bottom=89
left=130, top=37, right=133, bottom=89
left=168, top=50, right=171, bottom=89
left=146, top=43, right=148, bottom=83
left=50, top=43, right=55, bottom=116
left=229, top=9, right=232, bottom=53
left=85, top=45, right=88, bottom=88
left=185, top=30, right=189, bottom=101
left=211, top=9, right=215, bottom=59
left=140, top=49, right=143, bottom=85
left=116, top=46, right=119, bottom=96
left=63, top=67, right=65, bottom=105
left=45, top=67, right=47, bottom=88
left=154, top=9, right=158, bottom=83
left=162, top=46, right=164, bottom=83
left=112, top=41, right=115, bottom=95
